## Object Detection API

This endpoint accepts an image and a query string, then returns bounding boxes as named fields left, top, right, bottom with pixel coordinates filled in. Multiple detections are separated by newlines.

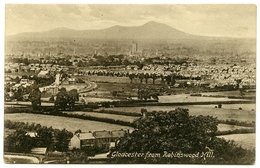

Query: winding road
left=78, top=81, right=97, bottom=93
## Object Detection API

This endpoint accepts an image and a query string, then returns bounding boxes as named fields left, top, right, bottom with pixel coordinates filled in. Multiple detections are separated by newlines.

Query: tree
left=29, top=87, right=41, bottom=110
left=75, top=129, right=82, bottom=134
left=171, top=74, right=176, bottom=86
left=49, top=95, right=55, bottom=102
left=129, top=73, right=135, bottom=84
left=138, top=73, right=144, bottom=83
left=68, top=89, right=79, bottom=110
left=144, top=73, right=149, bottom=84
left=4, top=130, right=33, bottom=153
left=55, top=129, right=73, bottom=152
left=36, top=126, right=54, bottom=150
left=137, top=86, right=150, bottom=100
left=152, top=73, right=158, bottom=85
left=77, top=60, right=85, bottom=67
left=13, top=87, right=23, bottom=101
left=55, top=87, right=68, bottom=110
left=110, top=108, right=255, bottom=164
left=14, top=76, right=20, bottom=83
left=54, top=88, right=79, bottom=111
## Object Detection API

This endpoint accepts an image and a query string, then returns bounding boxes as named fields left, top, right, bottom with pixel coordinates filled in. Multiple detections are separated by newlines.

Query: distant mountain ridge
left=7, top=21, right=204, bottom=40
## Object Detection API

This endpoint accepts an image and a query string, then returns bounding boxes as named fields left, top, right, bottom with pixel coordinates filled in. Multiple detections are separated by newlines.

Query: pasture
left=97, top=104, right=255, bottom=122
left=217, top=124, right=254, bottom=132
left=4, top=113, right=132, bottom=133
left=217, top=133, right=255, bottom=150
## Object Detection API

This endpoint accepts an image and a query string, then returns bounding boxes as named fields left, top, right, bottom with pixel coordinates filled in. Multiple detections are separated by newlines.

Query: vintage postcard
left=3, top=4, right=256, bottom=164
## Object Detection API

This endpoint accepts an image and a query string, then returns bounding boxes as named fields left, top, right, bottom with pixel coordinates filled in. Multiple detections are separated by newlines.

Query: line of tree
left=215, top=128, right=255, bottom=136
left=129, top=73, right=176, bottom=85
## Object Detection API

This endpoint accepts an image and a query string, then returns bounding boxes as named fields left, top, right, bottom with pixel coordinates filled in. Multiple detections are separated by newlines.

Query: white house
left=70, top=133, right=96, bottom=150
left=38, top=70, right=49, bottom=77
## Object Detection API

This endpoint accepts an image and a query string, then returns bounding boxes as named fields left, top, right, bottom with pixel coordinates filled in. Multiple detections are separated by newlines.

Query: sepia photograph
left=3, top=2, right=257, bottom=164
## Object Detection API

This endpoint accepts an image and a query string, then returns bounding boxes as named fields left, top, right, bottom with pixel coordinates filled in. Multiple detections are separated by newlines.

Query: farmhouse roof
left=111, top=130, right=126, bottom=138
left=93, top=131, right=111, bottom=138
left=77, top=133, right=95, bottom=140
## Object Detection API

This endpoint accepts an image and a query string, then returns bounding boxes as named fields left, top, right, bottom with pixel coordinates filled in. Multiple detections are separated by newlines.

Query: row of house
left=69, top=129, right=133, bottom=152
left=5, top=62, right=67, bottom=76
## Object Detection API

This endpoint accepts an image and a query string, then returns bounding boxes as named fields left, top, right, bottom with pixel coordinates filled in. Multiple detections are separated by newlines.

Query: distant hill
left=5, top=21, right=256, bottom=57
left=7, top=21, right=212, bottom=40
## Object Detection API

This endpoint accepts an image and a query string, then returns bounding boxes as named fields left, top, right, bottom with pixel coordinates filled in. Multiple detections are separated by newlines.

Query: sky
left=5, top=4, right=256, bottom=38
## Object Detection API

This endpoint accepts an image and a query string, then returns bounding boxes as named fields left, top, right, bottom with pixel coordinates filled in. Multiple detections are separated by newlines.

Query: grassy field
left=217, top=133, right=255, bottom=150
left=194, top=104, right=255, bottom=111
left=218, top=124, right=254, bottom=132
left=202, top=91, right=255, bottom=97
left=64, top=111, right=139, bottom=123
left=84, top=75, right=255, bottom=95
left=97, top=104, right=255, bottom=122
left=4, top=113, right=132, bottom=133
left=81, top=97, right=121, bottom=102
left=158, top=94, right=251, bottom=103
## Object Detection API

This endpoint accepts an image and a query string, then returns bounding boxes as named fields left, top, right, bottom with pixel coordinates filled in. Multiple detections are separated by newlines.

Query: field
left=217, top=133, right=255, bottom=150
left=97, top=104, right=255, bottom=122
left=62, top=111, right=253, bottom=132
left=158, top=94, right=251, bottom=103
left=83, top=75, right=255, bottom=97
left=217, top=124, right=254, bottom=132
left=64, top=111, right=139, bottom=123
left=194, top=104, right=255, bottom=111
left=81, top=97, right=120, bottom=103
left=202, top=91, right=256, bottom=97
left=4, top=113, right=132, bottom=133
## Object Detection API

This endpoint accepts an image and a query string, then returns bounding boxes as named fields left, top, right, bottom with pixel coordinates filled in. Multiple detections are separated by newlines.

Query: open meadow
left=217, top=133, right=255, bottom=150
left=4, top=113, right=132, bottom=133
left=97, top=104, right=255, bottom=122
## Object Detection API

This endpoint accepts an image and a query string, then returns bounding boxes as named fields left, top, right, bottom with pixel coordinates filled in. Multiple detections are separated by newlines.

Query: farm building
left=70, top=132, right=96, bottom=150
left=69, top=130, right=130, bottom=153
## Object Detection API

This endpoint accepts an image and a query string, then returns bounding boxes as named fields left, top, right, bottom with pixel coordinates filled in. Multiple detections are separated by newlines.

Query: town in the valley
left=4, top=4, right=256, bottom=164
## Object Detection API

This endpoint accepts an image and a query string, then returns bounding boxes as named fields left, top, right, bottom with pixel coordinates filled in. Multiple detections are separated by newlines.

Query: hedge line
left=219, top=119, right=255, bottom=127
left=216, top=128, right=255, bottom=136
left=4, top=107, right=134, bottom=127
left=49, top=111, right=134, bottom=127
left=190, top=94, right=255, bottom=100
left=95, top=109, right=141, bottom=117
left=4, top=107, right=34, bottom=113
